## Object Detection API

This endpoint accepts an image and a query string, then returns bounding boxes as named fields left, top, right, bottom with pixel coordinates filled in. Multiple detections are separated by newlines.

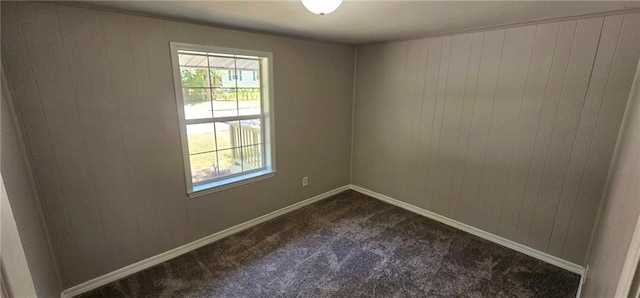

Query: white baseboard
left=61, top=185, right=350, bottom=298
left=576, top=264, right=588, bottom=297
left=349, top=184, right=585, bottom=276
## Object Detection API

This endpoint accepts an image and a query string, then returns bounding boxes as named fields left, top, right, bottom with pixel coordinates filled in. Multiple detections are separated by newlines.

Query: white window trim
left=170, top=42, right=276, bottom=198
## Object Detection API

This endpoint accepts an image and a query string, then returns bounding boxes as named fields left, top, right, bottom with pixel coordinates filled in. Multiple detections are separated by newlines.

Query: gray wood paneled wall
left=1, top=2, right=354, bottom=287
left=352, top=13, right=640, bottom=264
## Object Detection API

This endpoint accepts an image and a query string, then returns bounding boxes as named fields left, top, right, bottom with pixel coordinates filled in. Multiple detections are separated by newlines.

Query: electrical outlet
left=302, top=176, right=308, bottom=187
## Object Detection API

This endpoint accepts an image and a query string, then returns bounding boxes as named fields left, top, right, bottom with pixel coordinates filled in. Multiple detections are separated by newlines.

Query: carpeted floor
left=80, top=190, right=580, bottom=297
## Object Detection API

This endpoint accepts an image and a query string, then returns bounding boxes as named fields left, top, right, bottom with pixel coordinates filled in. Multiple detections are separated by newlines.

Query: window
left=170, top=43, right=275, bottom=197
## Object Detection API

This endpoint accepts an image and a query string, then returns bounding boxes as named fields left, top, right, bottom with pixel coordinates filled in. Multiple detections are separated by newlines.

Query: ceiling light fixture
left=301, top=0, right=343, bottom=15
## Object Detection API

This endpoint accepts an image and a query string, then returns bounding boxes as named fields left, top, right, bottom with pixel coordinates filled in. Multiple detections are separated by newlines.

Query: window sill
left=188, top=170, right=275, bottom=199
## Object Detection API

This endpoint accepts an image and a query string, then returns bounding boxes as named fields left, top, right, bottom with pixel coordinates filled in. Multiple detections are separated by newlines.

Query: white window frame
left=170, top=42, right=276, bottom=198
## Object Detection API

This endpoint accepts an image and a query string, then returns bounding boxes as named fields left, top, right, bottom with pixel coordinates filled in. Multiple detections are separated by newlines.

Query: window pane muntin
left=240, top=144, right=263, bottom=171
left=182, top=88, right=213, bottom=120
left=209, top=68, right=226, bottom=89
left=186, top=123, right=216, bottom=155
left=240, top=59, right=262, bottom=116
left=216, top=148, right=243, bottom=178
left=238, top=89, right=261, bottom=116
left=186, top=119, right=264, bottom=186
left=181, top=87, right=210, bottom=103
left=189, top=151, right=218, bottom=184
left=187, top=118, right=264, bottom=186
left=190, top=144, right=266, bottom=185
left=183, top=114, right=262, bottom=125
left=212, top=88, right=239, bottom=118
left=180, top=67, right=210, bottom=88
left=239, top=119, right=262, bottom=146
left=189, top=144, right=262, bottom=152
left=209, top=56, right=237, bottom=88
left=183, top=55, right=264, bottom=119
left=235, top=58, right=260, bottom=88
left=214, top=121, right=239, bottom=150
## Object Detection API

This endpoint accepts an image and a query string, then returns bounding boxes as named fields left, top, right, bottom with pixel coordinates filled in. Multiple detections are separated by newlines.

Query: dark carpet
left=79, top=190, right=580, bottom=297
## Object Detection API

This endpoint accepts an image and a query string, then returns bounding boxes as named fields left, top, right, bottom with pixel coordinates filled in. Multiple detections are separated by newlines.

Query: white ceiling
left=86, top=1, right=640, bottom=44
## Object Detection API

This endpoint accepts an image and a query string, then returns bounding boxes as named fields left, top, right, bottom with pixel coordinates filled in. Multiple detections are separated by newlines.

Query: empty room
left=2, top=1, right=640, bottom=297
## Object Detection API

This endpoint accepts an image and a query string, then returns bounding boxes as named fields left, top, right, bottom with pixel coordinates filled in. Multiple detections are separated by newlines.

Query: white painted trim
left=577, top=264, right=589, bottom=298
left=616, top=216, right=640, bottom=297
left=349, top=184, right=585, bottom=275
left=614, top=60, right=640, bottom=298
left=60, top=185, right=350, bottom=298
left=169, top=42, right=276, bottom=196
